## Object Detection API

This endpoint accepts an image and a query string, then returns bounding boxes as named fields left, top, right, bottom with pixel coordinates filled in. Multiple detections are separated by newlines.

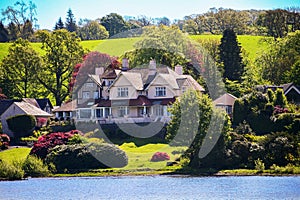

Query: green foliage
left=67, top=134, right=89, bottom=145
left=0, top=160, right=24, bottom=180
left=100, top=13, right=128, bottom=36
left=219, top=29, right=245, bottom=82
left=36, top=29, right=84, bottom=105
left=6, top=114, right=36, bottom=137
left=22, top=155, right=51, bottom=177
left=46, top=143, right=128, bottom=172
left=77, top=20, right=109, bottom=40
left=274, top=89, right=288, bottom=107
left=0, top=38, right=43, bottom=98
left=257, top=30, right=300, bottom=84
left=166, top=90, right=212, bottom=146
left=254, top=158, right=265, bottom=172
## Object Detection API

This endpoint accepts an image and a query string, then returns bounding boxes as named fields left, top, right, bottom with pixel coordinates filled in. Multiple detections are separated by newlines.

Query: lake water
left=0, top=176, right=299, bottom=200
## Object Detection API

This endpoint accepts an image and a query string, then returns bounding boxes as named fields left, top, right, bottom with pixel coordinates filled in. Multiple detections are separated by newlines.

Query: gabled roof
left=213, top=93, right=237, bottom=106
left=52, top=100, right=77, bottom=112
left=89, top=75, right=102, bottom=86
left=12, top=102, right=52, bottom=117
left=22, top=98, right=40, bottom=109
left=36, top=98, right=53, bottom=110
left=183, top=75, right=205, bottom=92
left=108, top=71, right=144, bottom=90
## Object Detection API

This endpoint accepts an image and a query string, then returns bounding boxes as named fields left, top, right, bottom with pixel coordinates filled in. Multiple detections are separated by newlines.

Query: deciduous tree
left=0, top=38, right=42, bottom=98
left=36, top=29, right=84, bottom=106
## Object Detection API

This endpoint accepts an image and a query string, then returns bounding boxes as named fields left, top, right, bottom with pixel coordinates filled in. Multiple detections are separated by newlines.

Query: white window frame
left=155, top=87, right=166, bottom=97
left=82, top=91, right=90, bottom=99
left=118, top=87, right=129, bottom=97
left=118, top=106, right=129, bottom=117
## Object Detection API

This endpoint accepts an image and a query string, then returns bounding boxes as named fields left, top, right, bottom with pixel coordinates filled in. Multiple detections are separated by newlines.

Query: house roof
left=36, top=98, right=53, bottom=110
left=52, top=100, right=77, bottom=112
left=121, top=72, right=144, bottom=90
left=89, top=75, right=102, bottom=86
left=213, top=93, right=237, bottom=106
left=22, top=98, right=40, bottom=109
left=13, top=102, right=52, bottom=117
left=183, top=75, right=205, bottom=92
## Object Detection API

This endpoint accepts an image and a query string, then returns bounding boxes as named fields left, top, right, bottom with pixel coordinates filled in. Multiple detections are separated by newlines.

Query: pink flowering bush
left=150, top=152, right=170, bottom=162
left=30, top=130, right=82, bottom=159
left=273, top=105, right=289, bottom=115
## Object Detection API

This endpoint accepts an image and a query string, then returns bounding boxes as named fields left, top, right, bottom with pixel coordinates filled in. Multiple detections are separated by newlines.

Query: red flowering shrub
left=30, top=130, right=83, bottom=159
left=0, top=134, right=10, bottom=150
left=150, top=152, right=170, bottom=162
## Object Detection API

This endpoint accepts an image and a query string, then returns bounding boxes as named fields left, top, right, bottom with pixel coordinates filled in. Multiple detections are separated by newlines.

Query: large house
left=73, top=59, right=205, bottom=123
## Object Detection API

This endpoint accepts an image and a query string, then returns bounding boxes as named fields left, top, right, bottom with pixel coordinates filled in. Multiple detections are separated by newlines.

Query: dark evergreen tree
left=7, top=22, right=19, bottom=41
left=100, top=13, right=128, bottom=36
left=65, top=9, right=77, bottom=32
left=219, top=29, right=244, bottom=82
left=0, top=21, right=9, bottom=42
left=54, top=17, right=65, bottom=30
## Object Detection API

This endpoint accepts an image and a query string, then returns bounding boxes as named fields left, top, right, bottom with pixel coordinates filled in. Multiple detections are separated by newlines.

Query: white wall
left=1, top=103, right=26, bottom=137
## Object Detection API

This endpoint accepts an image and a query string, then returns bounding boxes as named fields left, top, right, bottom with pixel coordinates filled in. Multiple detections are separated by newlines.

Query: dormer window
left=155, top=87, right=166, bottom=97
left=118, top=87, right=128, bottom=97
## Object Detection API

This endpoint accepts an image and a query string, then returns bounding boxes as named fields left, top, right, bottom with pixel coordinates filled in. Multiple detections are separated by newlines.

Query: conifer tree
left=0, top=21, right=9, bottom=42
left=65, top=9, right=77, bottom=32
left=54, top=17, right=65, bottom=30
left=219, top=29, right=244, bottom=82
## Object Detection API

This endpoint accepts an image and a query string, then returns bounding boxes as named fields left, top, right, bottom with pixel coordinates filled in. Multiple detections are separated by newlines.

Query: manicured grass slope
left=0, top=35, right=268, bottom=62
left=0, top=147, right=31, bottom=164
left=119, top=142, right=186, bottom=170
left=190, top=35, right=269, bottom=61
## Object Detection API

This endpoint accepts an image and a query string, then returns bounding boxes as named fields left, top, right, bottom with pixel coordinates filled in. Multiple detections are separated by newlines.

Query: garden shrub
left=150, top=152, right=170, bottom=162
left=6, top=114, right=36, bottom=137
left=22, top=155, right=51, bottom=177
left=0, top=134, right=10, bottom=150
left=0, top=160, right=24, bottom=180
left=45, top=143, right=128, bottom=172
left=30, top=130, right=82, bottom=159
left=254, top=158, right=265, bottom=172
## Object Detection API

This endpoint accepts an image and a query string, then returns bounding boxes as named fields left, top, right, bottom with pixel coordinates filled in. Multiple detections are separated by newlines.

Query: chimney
left=148, top=59, right=156, bottom=76
left=95, top=67, right=104, bottom=75
left=122, top=58, right=129, bottom=71
left=175, top=65, right=183, bottom=75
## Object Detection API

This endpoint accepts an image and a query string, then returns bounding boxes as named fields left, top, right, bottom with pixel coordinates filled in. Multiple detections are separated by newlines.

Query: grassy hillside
left=190, top=35, right=269, bottom=61
left=0, top=35, right=269, bottom=63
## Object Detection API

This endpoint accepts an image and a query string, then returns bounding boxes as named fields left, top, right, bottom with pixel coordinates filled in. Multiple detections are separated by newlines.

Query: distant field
left=0, top=35, right=269, bottom=62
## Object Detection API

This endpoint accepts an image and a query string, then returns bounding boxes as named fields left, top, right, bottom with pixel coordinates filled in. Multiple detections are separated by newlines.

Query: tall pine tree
left=54, top=17, right=65, bottom=30
left=65, top=9, right=77, bottom=32
left=219, top=29, right=244, bottom=82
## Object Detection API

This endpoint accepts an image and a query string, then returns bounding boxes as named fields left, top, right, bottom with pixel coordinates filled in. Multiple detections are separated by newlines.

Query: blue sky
left=0, top=0, right=299, bottom=29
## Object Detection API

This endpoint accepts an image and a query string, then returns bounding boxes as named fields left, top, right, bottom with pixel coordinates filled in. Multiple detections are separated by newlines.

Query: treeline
left=1, top=1, right=299, bottom=42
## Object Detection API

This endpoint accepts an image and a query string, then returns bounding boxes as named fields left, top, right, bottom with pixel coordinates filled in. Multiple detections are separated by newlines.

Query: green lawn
left=0, top=147, right=31, bottom=164
left=119, top=142, right=186, bottom=170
